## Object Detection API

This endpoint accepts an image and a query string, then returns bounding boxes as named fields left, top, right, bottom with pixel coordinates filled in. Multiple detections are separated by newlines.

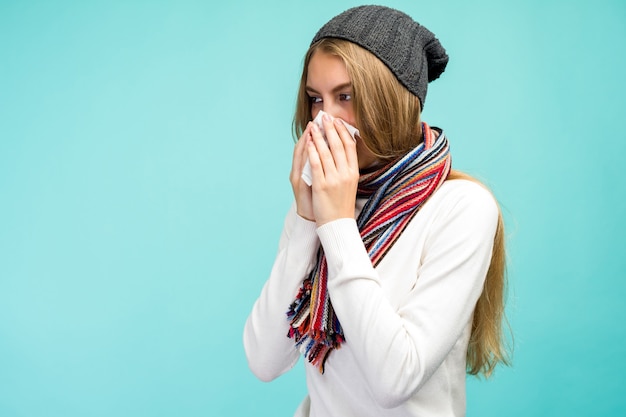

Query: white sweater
left=243, top=179, right=498, bottom=417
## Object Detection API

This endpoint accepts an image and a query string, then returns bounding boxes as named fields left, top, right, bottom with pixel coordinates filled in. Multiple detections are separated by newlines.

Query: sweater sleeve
left=318, top=183, right=499, bottom=408
left=243, top=203, right=320, bottom=382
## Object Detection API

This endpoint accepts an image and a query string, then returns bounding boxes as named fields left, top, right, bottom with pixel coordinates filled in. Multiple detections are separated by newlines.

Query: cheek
left=344, top=117, right=357, bottom=128
left=328, top=101, right=355, bottom=125
left=340, top=108, right=357, bottom=128
left=355, top=140, right=378, bottom=169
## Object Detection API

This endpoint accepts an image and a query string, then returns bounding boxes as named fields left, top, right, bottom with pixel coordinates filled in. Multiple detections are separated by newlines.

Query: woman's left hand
left=307, top=114, right=360, bottom=227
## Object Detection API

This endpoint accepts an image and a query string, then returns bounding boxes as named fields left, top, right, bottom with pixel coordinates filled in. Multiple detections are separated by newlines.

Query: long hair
left=447, top=170, right=511, bottom=376
left=293, top=38, right=510, bottom=377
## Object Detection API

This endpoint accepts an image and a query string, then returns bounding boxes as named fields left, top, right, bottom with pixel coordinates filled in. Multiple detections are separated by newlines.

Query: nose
left=321, top=101, right=341, bottom=119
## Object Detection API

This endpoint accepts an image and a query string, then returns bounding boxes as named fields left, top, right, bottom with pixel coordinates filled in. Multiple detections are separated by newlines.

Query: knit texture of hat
left=311, top=5, right=448, bottom=109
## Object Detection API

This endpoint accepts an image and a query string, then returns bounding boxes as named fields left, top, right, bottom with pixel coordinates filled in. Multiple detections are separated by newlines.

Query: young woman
left=244, top=5, right=509, bottom=416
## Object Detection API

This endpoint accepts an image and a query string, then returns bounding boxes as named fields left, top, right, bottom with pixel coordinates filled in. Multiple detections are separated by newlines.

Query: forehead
left=306, top=50, right=351, bottom=87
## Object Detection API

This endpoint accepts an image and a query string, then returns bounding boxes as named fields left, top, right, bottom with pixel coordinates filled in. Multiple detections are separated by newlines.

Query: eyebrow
left=305, top=82, right=352, bottom=94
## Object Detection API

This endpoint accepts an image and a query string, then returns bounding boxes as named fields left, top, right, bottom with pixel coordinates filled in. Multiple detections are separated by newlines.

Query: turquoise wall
left=1, top=0, right=625, bottom=415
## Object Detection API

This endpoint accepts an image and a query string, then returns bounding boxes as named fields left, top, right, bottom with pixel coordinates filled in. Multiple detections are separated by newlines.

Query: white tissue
left=301, top=111, right=360, bottom=186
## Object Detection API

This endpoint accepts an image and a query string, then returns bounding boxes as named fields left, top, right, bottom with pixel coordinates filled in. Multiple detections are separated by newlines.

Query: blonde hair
left=447, top=170, right=511, bottom=376
left=294, top=38, right=510, bottom=377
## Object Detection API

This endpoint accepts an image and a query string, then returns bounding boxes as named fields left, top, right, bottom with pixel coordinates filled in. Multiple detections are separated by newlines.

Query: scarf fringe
left=287, top=277, right=345, bottom=373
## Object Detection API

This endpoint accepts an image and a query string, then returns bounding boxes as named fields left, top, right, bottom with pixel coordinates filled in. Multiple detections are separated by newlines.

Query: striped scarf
left=286, top=122, right=451, bottom=373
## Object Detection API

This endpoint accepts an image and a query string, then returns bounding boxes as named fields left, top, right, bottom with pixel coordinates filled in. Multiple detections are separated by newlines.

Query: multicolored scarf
left=286, top=122, right=451, bottom=373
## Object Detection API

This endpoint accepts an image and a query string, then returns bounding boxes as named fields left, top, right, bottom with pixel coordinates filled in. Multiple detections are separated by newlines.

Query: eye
left=339, top=93, right=352, bottom=101
left=308, top=95, right=322, bottom=105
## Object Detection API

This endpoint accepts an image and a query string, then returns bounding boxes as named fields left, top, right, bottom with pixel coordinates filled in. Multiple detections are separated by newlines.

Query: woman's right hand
left=290, top=123, right=315, bottom=221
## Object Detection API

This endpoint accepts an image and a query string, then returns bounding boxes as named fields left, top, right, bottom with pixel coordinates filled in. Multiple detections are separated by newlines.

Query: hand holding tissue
left=301, top=111, right=360, bottom=186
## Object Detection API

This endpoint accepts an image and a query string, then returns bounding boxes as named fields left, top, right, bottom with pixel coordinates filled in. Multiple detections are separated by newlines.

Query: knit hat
left=311, top=5, right=448, bottom=109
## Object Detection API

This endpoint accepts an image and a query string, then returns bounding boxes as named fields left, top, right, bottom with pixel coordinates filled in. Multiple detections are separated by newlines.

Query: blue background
left=1, top=0, right=625, bottom=416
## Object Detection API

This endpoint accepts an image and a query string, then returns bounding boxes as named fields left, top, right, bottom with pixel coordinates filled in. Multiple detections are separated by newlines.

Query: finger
left=291, top=130, right=306, bottom=179
left=291, top=124, right=313, bottom=181
left=306, top=133, right=326, bottom=185
left=333, top=118, right=359, bottom=169
left=310, top=121, right=336, bottom=175
left=321, top=114, right=348, bottom=170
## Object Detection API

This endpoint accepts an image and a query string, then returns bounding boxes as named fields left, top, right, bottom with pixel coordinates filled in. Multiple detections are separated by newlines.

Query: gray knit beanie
left=311, top=5, right=448, bottom=109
